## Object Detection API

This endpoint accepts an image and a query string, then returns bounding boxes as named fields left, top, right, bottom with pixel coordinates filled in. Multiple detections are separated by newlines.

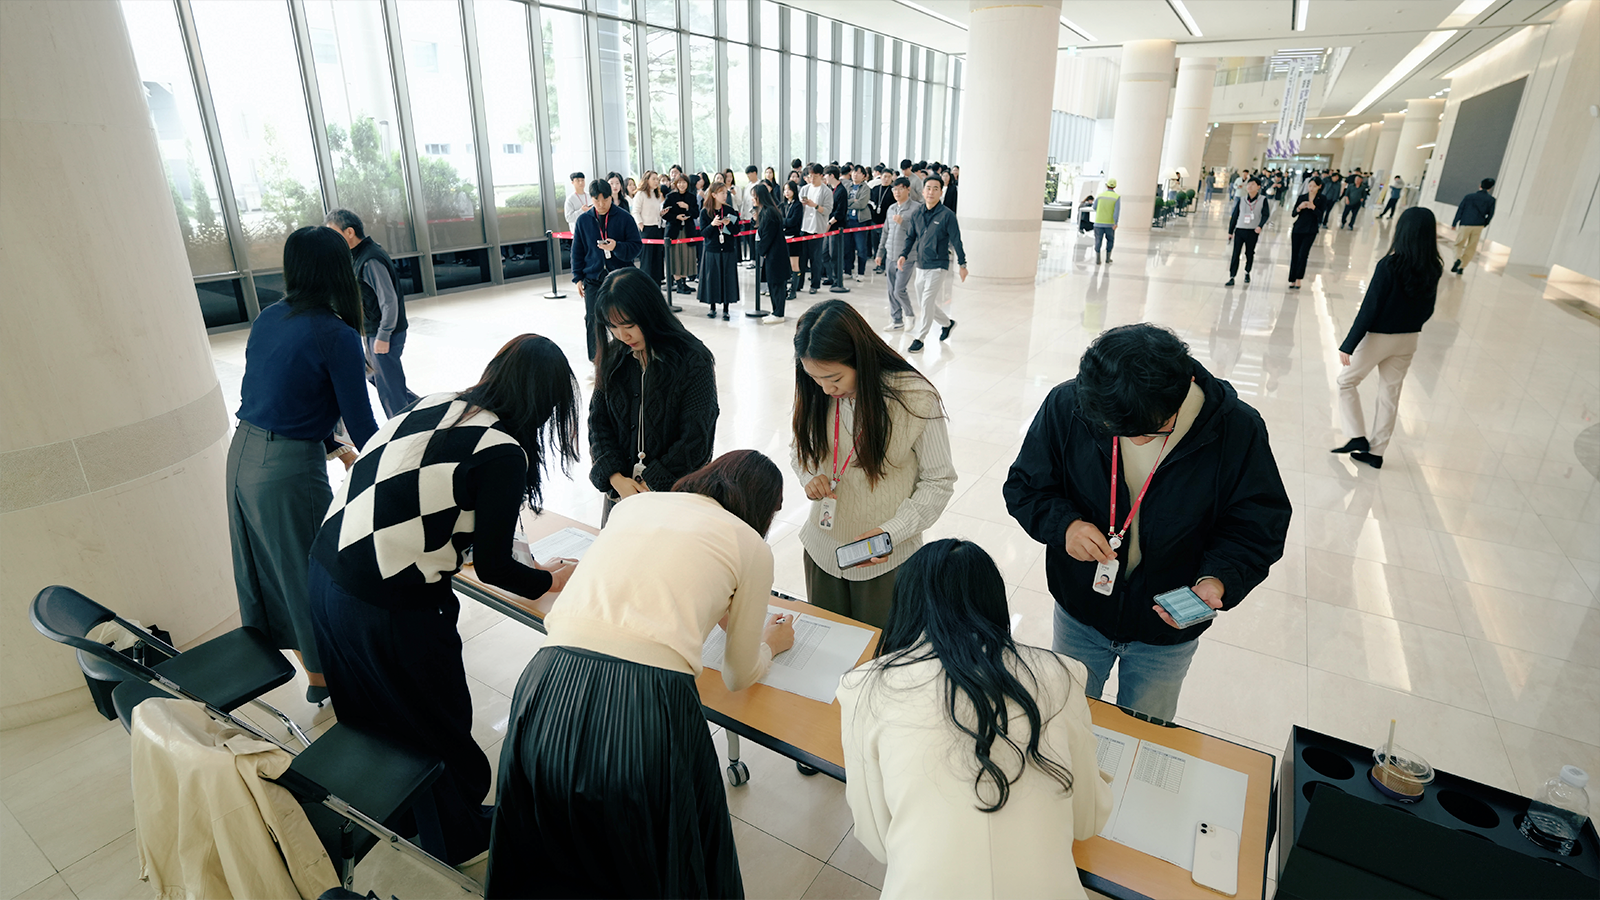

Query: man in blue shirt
left=572, top=179, right=642, bottom=361
left=1450, top=178, right=1497, bottom=274
left=897, top=177, right=967, bottom=352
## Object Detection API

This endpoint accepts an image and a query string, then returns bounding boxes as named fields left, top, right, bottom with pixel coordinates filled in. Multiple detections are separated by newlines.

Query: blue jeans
left=365, top=329, right=418, bottom=418
left=1093, top=224, right=1115, bottom=255
left=1052, top=604, right=1199, bottom=722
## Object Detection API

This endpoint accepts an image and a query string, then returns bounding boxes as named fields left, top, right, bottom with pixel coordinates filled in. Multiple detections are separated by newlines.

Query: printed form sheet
left=701, top=604, right=874, bottom=703
left=1089, top=727, right=1249, bottom=870
left=519, top=527, right=597, bottom=565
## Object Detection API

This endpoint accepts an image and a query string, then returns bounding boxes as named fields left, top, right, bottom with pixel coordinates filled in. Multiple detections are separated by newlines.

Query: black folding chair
left=30, top=584, right=309, bottom=746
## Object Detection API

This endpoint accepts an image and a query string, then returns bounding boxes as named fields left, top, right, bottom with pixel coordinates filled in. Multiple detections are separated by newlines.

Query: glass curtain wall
left=129, top=0, right=961, bottom=327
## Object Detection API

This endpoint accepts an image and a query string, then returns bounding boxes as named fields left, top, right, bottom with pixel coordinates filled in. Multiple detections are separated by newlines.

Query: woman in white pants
left=1330, top=207, right=1443, bottom=469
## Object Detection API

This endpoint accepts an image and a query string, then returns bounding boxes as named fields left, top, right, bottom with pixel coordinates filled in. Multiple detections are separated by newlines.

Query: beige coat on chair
left=131, top=698, right=338, bottom=900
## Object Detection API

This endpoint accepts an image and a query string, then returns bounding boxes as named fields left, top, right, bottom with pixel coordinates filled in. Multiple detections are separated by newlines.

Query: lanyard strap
left=831, top=400, right=856, bottom=487
left=1109, top=434, right=1171, bottom=543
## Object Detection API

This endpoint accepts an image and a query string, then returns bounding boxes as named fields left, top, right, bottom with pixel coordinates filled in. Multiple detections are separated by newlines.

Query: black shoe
left=1331, top=436, right=1370, bottom=454
left=1225, top=277, right=1236, bottom=286
left=821, top=277, right=833, bottom=285
left=1451, top=259, right=1463, bottom=273
left=1105, top=255, right=1112, bottom=264
left=306, top=685, right=330, bottom=705
left=940, top=319, right=956, bottom=341
left=829, top=285, right=850, bottom=293
left=1351, top=451, right=1384, bottom=469
left=706, top=308, right=716, bottom=318
left=908, top=339, right=925, bottom=352
left=809, top=286, right=819, bottom=294
left=669, top=304, right=683, bottom=313
left=1244, top=272, right=1251, bottom=283
left=722, top=308, right=731, bottom=321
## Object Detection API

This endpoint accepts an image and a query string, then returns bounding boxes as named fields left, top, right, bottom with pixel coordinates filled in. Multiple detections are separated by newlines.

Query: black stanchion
left=543, top=230, right=566, bottom=299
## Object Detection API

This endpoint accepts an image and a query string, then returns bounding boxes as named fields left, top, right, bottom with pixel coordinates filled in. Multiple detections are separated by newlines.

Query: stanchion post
left=543, top=230, right=566, bottom=299
left=745, top=225, right=768, bottom=318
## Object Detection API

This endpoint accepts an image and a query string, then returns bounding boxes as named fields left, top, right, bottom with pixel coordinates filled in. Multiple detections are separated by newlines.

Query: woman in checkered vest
left=307, top=334, right=582, bottom=865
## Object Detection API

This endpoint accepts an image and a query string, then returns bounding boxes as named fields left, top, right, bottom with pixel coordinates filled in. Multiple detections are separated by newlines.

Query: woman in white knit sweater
left=791, top=299, right=957, bottom=628
left=839, top=540, right=1113, bottom=899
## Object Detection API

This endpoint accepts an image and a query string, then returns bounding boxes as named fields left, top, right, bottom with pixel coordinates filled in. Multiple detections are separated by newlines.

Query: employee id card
left=1093, top=557, right=1119, bottom=595
left=817, top=496, right=837, bottom=531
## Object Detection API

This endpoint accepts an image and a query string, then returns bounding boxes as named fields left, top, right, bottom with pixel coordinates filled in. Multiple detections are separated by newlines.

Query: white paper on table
left=1091, top=726, right=1141, bottom=838
left=701, top=604, right=874, bottom=703
left=1108, top=741, right=1248, bottom=870
left=523, top=527, right=596, bottom=564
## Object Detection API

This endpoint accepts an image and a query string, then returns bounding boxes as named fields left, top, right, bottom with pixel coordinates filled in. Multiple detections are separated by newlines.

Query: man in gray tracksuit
left=876, top=177, right=918, bottom=329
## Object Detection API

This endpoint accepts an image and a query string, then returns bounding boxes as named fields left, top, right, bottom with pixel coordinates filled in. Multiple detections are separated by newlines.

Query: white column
left=1228, top=125, right=1255, bottom=169
left=1161, top=57, right=1218, bottom=190
left=956, top=0, right=1061, bottom=285
left=1338, top=138, right=1358, bottom=171
left=1107, top=39, right=1176, bottom=234
left=0, top=0, right=235, bottom=726
left=1370, top=112, right=1406, bottom=183
left=1392, top=98, right=1445, bottom=186
left=1356, top=122, right=1383, bottom=170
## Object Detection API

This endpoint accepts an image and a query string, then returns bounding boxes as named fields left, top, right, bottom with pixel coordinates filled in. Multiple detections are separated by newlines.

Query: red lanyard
left=599, top=210, right=610, bottom=239
left=1109, top=435, right=1170, bottom=545
left=831, top=400, right=856, bottom=488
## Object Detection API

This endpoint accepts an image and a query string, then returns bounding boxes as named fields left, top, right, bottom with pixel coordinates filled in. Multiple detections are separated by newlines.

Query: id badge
left=1092, top=557, right=1120, bottom=595
left=632, top=459, right=646, bottom=480
left=817, top=496, right=838, bottom=531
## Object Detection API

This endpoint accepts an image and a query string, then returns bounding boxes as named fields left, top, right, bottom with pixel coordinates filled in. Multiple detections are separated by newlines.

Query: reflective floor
left=5, top=196, right=1597, bottom=899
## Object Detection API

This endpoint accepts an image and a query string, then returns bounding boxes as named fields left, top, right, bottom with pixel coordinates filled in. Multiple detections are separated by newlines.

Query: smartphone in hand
left=835, top=533, right=892, bottom=569
left=1154, top=586, right=1218, bottom=628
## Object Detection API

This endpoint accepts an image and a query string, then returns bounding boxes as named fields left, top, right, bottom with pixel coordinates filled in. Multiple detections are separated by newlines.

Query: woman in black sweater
left=663, top=174, right=699, bottom=294
left=782, top=180, right=805, bottom=302
left=1287, top=177, right=1330, bottom=289
left=697, top=182, right=741, bottom=320
left=1330, top=207, right=1442, bottom=469
left=589, top=268, right=720, bottom=523
left=753, top=182, right=791, bottom=323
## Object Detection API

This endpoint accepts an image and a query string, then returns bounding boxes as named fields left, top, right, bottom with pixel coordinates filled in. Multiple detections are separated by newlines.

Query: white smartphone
left=1191, top=821, right=1239, bottom=897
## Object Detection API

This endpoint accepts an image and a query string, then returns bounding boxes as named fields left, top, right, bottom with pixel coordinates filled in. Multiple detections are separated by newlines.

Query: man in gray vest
left=326, top=209, right=416, bottom=417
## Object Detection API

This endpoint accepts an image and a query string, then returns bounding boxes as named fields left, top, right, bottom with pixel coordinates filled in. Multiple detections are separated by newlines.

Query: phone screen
left=1154, top=586, right=1217, bottom=627
left=835, top=533, right=892, bottom=568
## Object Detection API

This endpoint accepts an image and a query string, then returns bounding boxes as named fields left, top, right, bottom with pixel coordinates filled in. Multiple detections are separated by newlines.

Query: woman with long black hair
left=791, top=300, right=956, bottom=628
left=697, top=181, right=741, bottom=320
left=1331, top=206, right=1443, bottom=469
left=1287, top=176, right=1329, bottom=289
left=227, top=225, right=378, bottom=705
left=782, top=180, right=805, bottom=302
left=635, top=170, right=665, bottom=286
left=308, top=334, right=582, bottom=864
left=588, top=268, right=719, bottom=523
left=663, top=173, right=699, bottom=295
left=838, top=539, right=1112, bottom=898
left=487, top=451, right=797, bottom=898
left=752, top=182, right=791, bottom=323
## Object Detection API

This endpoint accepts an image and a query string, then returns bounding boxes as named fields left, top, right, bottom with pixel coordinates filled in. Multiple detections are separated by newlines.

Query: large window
left=722, top=0, right=747, bottom=44
left=543, top=8, right=593, bottom=214
left=646, top=28, right=679, bottom=172
left=191, top=0, right=323, bottom=269
left=690, top=36, right=717, bottom=173
left=121, top=0, right=236, bottom=277
left=687, top=0, right=714, bottom=35
left=760, top=48, right=781, bottom=172
left=475, top=0, right=543, bottom=243
left=305, top=0, right=416, bottom=255
left=727, top=42, right=751, bottom=169
left=839, top=66, right=854, bottom=163
left=596, top=18, right=639, bottom=178
left=816, top=64, right=832, bottom=162
left=398, top=0, right=483, bottom=249
left=789, top=53, right=806, bottom=163
left=881, top=70, right=894, bottom=164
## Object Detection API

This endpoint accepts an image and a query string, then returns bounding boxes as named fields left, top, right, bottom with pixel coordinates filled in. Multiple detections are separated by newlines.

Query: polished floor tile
left=0, top=802, right=56, bottom=900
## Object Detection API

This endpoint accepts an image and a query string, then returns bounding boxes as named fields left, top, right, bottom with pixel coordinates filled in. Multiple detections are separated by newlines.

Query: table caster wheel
left=726, top=760, right=750, bottom=787
left=796, top=761, right=819, bottom=777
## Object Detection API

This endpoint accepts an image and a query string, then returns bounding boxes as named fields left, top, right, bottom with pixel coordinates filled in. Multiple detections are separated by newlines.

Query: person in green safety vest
left=1093, top=179, right=1121, bottom=265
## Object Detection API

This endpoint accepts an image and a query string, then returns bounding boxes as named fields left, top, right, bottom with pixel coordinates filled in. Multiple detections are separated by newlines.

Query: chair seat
left=151, top=627, right=294, bottom=711
left=111, top=680, right=176, bottom=732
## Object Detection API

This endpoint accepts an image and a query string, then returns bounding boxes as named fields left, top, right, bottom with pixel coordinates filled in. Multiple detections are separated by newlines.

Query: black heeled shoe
left=722, top=305, right=731, bottom=321
left=1330, top=437, right=1370, bottom=454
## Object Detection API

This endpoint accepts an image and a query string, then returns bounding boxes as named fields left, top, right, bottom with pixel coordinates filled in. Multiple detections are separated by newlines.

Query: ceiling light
left=1417, top=142, right=1436, bottom=149
left=1059, top=15, right=1095, bottom=42
left=894, top=0, right=967, bottom=31
left=1324, top=119, right=1346, bottom=138
left=1348, top=0, right=1488, bottom=116
left=1167, top=0, right=1202, bottom=36
left=1292, top=0, right=1310, bottom=32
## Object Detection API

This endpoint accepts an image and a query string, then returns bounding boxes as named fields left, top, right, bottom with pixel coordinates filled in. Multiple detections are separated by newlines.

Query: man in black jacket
left=1450, top=177, right=1496, bottom=274
left=572, top=179, right=642, bottom=361
left=1003, top=324, right=1292, bottom=720
left=326, top=208, right=416, bottom=417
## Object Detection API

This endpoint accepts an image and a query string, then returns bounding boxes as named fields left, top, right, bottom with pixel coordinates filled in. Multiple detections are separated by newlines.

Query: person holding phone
left=838, top=540, right=1112, bottom=899
left=1003, top=324, right=1291, bottom=721
left=697, top=181, right=741, bottom=320
left=486, top=451, right=796, bottom=898
left=587, top=269, right=718, bottom=524
left=663, top=174, right=699, bottom=295
left=791, top=300, right=956, bottom=628
left=571, top=179, right=642, bottom=362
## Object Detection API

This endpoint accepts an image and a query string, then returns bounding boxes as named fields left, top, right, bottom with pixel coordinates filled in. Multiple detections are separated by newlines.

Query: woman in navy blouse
left=226, top=225, right=378, bottom=705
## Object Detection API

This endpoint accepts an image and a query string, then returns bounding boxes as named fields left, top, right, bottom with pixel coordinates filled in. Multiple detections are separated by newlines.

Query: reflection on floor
left=5, top=197, right=1597, bottom=899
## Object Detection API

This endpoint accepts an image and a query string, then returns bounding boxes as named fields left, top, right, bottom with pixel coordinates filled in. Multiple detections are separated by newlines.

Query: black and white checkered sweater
left=312, top=393, right=541, bottom=606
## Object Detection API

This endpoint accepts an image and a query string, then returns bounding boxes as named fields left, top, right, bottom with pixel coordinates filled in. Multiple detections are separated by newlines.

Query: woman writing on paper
left=791, top=300, right=956, bottom=628
left=587, top=268, right=719, bottom=524
left=487, top=451, right=797, bottom=898
left=839, top=539, right=1112, bottom=899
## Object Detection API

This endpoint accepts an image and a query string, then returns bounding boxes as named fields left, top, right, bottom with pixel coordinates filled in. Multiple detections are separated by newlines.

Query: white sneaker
left=854, top=274, right=862, bottom=282
left=886, top=321, right=906, bottom=331
left=765, top=315, right=787, bottom=324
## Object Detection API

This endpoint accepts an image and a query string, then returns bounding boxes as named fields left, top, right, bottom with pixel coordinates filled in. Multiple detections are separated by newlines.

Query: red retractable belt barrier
left=554, top=222, right=884, bottom=246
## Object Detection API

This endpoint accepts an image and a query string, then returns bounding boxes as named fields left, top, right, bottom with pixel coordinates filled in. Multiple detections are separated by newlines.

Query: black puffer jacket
left=587, top=338, right=719, bottom=494
left=1003, top=361, right=1292, bottom=645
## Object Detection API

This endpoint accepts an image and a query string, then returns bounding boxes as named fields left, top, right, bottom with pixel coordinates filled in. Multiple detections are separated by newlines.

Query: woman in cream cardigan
left=839, top=540, right=1113, bottom=899
left=791, top=300, right=956, bottom=628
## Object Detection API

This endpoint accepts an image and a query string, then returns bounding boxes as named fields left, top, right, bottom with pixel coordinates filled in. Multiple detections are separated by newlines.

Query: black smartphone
left=835, top=533, right=892, bottom=569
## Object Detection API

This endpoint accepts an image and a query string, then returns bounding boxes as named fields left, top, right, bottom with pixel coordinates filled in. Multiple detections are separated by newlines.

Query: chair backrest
left=31, top=585, right=162, bottom=684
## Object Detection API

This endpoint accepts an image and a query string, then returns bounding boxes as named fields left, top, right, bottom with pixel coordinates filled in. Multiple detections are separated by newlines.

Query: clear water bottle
left=1519, top=765, right=1590, bottom=855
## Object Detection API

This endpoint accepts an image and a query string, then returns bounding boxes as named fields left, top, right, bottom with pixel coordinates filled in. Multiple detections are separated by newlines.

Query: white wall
left=1424, top=0, right=1600, bottom=279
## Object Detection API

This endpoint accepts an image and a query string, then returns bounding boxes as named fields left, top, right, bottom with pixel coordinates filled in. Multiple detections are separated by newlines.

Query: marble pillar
left=1357, top=122, right=1383, bottom=171
left=1392, top=98, right=1446, bottom=186
left=957, top=0, right=1061, bottom=285
left=1371, top=112, right=1406, bottom=183
left=1229, top=126, right=1256, bottom=169
left=1162, top=57, right=1218, bottom=190
left=1107, top=40, right=1176, bottom=234
left=0, top=0, right=235, bottom=727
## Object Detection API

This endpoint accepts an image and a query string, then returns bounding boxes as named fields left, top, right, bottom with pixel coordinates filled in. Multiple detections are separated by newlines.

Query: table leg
left=725, top=732, right=750, bottom=786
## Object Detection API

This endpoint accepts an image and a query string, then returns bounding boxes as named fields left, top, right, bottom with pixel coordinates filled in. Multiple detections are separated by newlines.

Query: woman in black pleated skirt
left=697, top=182, right=741, bottom=320
left=485, top=451, right=797, bottom=899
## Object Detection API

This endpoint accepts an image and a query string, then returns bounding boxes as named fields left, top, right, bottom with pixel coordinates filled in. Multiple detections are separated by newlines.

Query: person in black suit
left=1287, top=178, right=1331, bottom=289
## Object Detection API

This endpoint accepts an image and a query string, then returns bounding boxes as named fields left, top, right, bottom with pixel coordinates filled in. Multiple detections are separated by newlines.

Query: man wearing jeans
left=326, top=209, right=416, bottom=417
left=897, top=178, right=966, bottom=352
left=1003, top=324, right=1291, bottom=721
